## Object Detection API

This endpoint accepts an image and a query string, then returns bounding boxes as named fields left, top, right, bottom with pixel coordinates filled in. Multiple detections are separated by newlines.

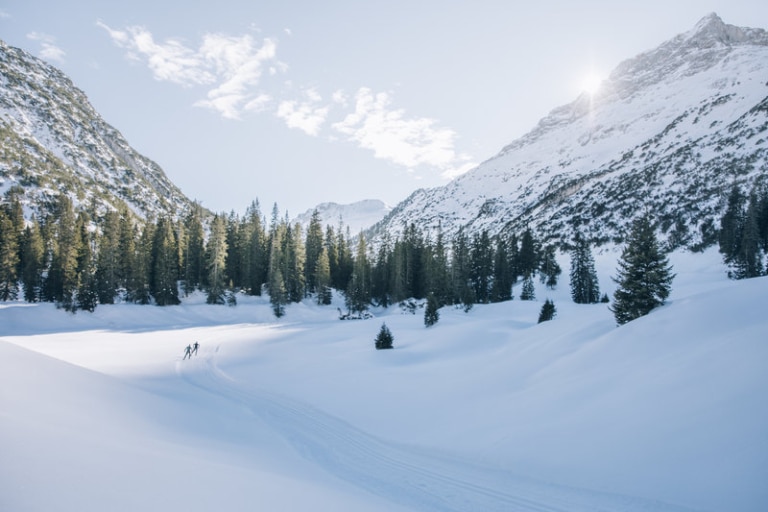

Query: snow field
left=1, top=248, right=766, bottom=511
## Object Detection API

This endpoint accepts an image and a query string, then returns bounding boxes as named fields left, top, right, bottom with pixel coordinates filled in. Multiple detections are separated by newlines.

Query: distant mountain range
left=293, top=199, right=392, bottom=235
left=2, top=13, right=767, bottom=250
left=369, top=13, right=768, bottom=249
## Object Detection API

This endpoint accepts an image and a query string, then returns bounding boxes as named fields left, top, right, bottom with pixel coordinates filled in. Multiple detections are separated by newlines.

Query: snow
left=375, top=15, right=768, bottom=246
left=1, top=248, right=767, bottom=512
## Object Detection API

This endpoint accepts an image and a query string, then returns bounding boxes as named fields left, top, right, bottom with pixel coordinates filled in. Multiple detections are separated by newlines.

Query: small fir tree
left=375, top=323, right=394, bottom=350
left=424, top=293, right=440, bottom=327
left=539, top=246, right=562, bottom=289
left=611, top=215, right=675, bottom=325
left=519, top=273, right=536, bottom=301
left=538, top=299, right=556, bottom=323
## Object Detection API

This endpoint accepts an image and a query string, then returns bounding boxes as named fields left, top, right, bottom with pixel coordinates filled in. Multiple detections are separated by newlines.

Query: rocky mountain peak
left=370, top=14, right=768, bottom=250
left=0, top=39, right=196, bottom=222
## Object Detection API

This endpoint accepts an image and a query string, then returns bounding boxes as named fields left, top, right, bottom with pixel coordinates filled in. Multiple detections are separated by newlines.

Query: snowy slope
left=0, top=39, right=195, bottom=220
left=2, top=248, right=766, bottom=512
left=371, top=14, right=768, bottom=248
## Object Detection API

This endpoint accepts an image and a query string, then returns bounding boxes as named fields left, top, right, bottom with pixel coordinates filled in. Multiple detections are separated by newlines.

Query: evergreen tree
left=424, top=292, right=440, bottom=327
left=719, top=184, right=745, bottom=266
left=430, top=226, right=452, bottom=306
left=371, top=233, right=392, bottom=306
left=507, top=233, right=520, bottom=285
left=569, top=233, right=600, bottom=304
left=520, top=273, right=536, bottom=301
left=284, top=222, right=306, bottom=302
left=333, top=221, right=354, bottom=290
left=49, top=195, right=80, bottom=310
left=245, top=200, right=267, bottom=295
left=389, top=237, right=408, bottom=302
left=150, top=217, right=180, bottom=306
left=223, top=212, right=242, bottom=290
left=129, top=220, right=153, bottom=305
left=491, top=235, right=513, bottom=303
left=315, top=247, right=332, bottom=305
left=470, top=230, right=494, bottom=303
left=758, top=187, right=768, bottom=253
left=374, top=322, right=394, bottom=350
left=205, top=214, right=229, bottom=304
left=305, top=209, right=324, bottom=295
left=451, top=228, right=474, bottom=311
left=75, top=212, right=98, bottom=312
left=20, top=219, right=44, bottom=302
left=540, top=245, right=562, bottom=289
left=538, top=299, right=556, bottom=323
left=517, top=228, right=538, bottom=278
left=344, top=233, right=371, bottom=314
left=94, top=210, right=122, bottom=304
left=182, top=203, right=206, bottom=295
left=324, top=225, right=339, bottom=289
left=611, top=215, right=675, bottom=325
left=731, top=192, right=764, bottom=279
left=268, top=221, right=288, bottom=317
left=402, top=223, right=425, bottom=298
left=269, top=268, right=287, bottom=317
left=0, top=208, right=19, bottom=301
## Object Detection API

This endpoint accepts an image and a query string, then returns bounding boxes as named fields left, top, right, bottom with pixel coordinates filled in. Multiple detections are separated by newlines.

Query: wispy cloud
left=27, top=32, right=66, bottom=63
left=99, top=24, right=475, bottom=179
left=276, top=88, right=330, bottom=136
left=98, top=22, right=281, bottom=119
left=333, top=88, right=474, bottom=178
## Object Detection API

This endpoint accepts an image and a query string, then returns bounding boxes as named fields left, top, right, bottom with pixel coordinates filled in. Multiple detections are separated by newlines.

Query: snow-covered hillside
left=0, top=40, right=195, bottom=220
left=371, top=13, right=768, bottom=248
left=2, top=248, right=766, bottom=512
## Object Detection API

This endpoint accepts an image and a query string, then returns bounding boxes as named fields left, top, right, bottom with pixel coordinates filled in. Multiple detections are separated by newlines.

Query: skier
left=192, top=341, right=199, bottom=356
left=183, top=344, right=192, bottom=360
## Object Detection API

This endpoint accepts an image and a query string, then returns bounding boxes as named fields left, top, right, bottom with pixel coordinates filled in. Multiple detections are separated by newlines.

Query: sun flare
left=581, top=73, right=603, bottom=95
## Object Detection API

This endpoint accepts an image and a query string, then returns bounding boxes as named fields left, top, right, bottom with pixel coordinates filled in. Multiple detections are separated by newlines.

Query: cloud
left=27, top=32, right=66, bottom=63
left=98, top=23, right=476, bottom=177
left=98, top=22, right=281, bottom=119
left=276, top=88, right=330, bottom=136
left=332, top=88, right=474, bottom=177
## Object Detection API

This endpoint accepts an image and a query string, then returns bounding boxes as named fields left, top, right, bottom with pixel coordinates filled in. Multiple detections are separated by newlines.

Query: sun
left=580, top=72, right=603, bottom=96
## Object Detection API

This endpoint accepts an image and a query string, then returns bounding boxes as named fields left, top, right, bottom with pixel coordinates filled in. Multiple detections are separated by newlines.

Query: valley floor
left=1, top=249, right=766, bottom=512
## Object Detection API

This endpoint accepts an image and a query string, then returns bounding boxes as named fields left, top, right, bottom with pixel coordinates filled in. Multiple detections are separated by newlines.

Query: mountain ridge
left=369, top=13, right=768, bottom=249
left=0, top=39, right=197, bottom=221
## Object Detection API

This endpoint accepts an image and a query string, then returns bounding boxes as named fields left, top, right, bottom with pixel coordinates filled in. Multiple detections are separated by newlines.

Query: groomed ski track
left=178, top=347, right=700, bottom=512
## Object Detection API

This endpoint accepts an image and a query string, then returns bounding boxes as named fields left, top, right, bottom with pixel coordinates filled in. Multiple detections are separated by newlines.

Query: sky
left=1, top=1, right=767, bottom=217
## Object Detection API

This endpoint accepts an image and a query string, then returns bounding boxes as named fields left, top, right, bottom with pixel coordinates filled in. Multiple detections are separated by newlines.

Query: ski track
left=177, top=347, right=700, bottom=512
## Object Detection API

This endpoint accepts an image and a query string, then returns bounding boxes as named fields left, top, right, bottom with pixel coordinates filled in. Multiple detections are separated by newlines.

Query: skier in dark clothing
left=192, top=341, right=199, bottom=356
left=183, top=344, right=192, bottom=360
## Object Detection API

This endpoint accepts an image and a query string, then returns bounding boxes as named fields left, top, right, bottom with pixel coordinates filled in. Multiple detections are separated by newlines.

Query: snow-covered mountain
left=294, top=199, right=392, bottom=235
left=370, top=13, right=768, bottom=249
left=0, top=39, right=195, bottom=220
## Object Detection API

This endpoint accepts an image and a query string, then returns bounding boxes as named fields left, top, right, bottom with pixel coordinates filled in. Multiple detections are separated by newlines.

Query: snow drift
left=1, top=249, right=766, bottom=511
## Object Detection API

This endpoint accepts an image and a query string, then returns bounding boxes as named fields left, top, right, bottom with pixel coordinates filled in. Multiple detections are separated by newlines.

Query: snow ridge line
left=178, top=351, right=700, bottom=512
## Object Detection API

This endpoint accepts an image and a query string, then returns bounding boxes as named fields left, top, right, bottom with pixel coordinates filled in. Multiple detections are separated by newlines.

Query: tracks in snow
left=178, top=350, right=698, bottom=512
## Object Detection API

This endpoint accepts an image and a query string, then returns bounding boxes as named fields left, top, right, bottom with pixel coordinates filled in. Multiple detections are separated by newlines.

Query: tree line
left=718, top=183, right=768, bottom=280
left=4, top=182, right=759, bottom=324
left=0, top=193, right=570, bottom=315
